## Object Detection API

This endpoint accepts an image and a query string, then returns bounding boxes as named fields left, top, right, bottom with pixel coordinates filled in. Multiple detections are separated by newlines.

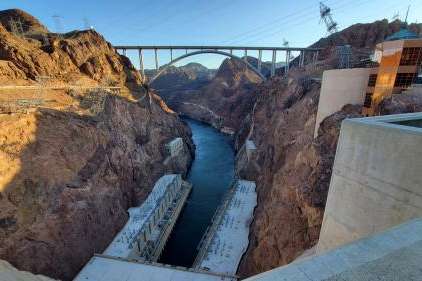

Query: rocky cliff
left=0, top=9, right=193, bottom=281
left=158, top=58, right=262, bottom=133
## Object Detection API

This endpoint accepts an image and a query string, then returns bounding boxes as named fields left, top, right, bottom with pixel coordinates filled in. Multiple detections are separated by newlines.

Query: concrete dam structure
left=317, top=113, right=422, bottom=253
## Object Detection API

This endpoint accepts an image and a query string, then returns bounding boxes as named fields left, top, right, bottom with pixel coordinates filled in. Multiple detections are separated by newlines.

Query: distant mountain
left=148, top=62, right=216, bottom=90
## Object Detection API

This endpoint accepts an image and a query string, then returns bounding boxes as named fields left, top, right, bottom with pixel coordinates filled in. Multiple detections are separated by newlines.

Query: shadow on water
left=159, top=117, right=235, bottom=267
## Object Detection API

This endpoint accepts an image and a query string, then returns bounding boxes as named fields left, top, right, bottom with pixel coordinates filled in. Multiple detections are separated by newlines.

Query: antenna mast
left=320, top=2, right=338, bottom=34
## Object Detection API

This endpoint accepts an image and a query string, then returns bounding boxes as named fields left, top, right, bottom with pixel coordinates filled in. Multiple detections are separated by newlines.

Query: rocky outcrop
left=379, top=91, right=422, bottom=115
left=159, top=58, right=262, bottom=132
left=0, top=10, right=141, bottom=92
left=0, top=9, right=49, bottom=34
left=0, top=10, right=193, bottom=281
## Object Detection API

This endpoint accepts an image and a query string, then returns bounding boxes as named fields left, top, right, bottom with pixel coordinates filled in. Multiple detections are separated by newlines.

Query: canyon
left=1, top=7, right=422, bottom=281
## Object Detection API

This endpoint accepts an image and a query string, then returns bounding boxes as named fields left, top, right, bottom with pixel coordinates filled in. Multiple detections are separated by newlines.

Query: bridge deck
left=114, top=45, right=322, bottom=52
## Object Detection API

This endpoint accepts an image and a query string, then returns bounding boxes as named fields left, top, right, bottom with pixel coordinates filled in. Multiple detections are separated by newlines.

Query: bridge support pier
left=299, top=51, right=306, bottom=68
left=154, top=49, right=159, bottom=71
left=170, top=48, right=173, bottom=61
left=258, top=50, right=262, bottom=73
left=138, top=49, right=145, bottom=80
left=313, top=51, right=319, bottom=65
left=285, top=50, right=291, bottom=75
left=244, top=49, right=248, bottom=63
left=271, top=50, right=276, bottom=77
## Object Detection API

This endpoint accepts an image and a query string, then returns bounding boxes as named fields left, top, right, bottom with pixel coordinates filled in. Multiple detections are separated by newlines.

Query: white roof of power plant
left=103, top=174, right=179, bottom=258
left=74, top=255, right=237, bottom=281
left=198, top=180, right=257, bottom=275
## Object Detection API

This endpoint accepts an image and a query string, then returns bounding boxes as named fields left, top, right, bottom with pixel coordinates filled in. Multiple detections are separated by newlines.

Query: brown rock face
left=158, top=58, right=262, bottom=132
left=0, top=14, right=141, bottom=90
left=235, top=71, right=363, bottom=277
left=0, top=10, right=193, bottom=281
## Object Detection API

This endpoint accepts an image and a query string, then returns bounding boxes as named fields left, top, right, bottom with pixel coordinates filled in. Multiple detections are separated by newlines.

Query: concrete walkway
left=244, top=219, right=422, bottom=281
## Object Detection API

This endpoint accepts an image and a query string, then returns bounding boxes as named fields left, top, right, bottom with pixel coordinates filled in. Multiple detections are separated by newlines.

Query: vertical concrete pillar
left=286, top=50, right=290, bottom=75
left=185, top=49, right=188, bottom=55
left=230, top=49, right=233, bottom=55
left=138, top=49, right=145, bottom=79
left=170, top=48, right=173, bottom=61
left=123, top=49, right=127, bottom=56
left=154, top=48, right=159, bottom=71
left=271, top=50, right=276, bottom=77
left=258, top=49, right=262, bottom=73
left=244, top=49, right=248, bottom=63
left=298, top=51, right=303, bottom=67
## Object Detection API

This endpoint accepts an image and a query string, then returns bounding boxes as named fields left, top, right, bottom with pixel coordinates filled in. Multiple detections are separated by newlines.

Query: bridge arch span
left=149, top=49, right=266, bottom=84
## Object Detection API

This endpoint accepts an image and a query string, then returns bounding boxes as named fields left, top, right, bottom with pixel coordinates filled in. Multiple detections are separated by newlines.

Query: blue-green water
left=158, top=118, right=235, bottom=267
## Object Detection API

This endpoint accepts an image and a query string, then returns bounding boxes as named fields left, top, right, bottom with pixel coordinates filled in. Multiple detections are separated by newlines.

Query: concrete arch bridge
left=113, top=45, right=322, bottom=83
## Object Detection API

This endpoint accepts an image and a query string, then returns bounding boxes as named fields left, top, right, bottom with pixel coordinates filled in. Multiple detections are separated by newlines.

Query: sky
left=2, top=0, right=422, bottom=69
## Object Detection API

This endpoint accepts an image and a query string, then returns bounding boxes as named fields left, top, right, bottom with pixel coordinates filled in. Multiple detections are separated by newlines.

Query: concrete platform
left=73, top=255, right=236, bottom=281
left=244, top=219, right=422, bottom=281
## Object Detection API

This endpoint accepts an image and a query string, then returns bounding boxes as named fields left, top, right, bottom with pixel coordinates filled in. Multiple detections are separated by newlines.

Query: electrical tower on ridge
left=320, top=2, right=338, bottom=35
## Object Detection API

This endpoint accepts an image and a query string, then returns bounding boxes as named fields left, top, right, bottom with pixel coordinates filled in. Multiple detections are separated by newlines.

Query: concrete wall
left=317, top=113, right=422, bottom=253
left=314, top=68, right=371, bottom=137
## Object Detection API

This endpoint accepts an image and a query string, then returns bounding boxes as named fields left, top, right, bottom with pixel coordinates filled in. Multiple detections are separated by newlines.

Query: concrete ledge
left=244, top=219, right=422, bottom=281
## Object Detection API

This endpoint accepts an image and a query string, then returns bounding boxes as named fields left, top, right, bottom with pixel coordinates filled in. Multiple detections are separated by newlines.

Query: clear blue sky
left=2, top=0, right=421, bottom=69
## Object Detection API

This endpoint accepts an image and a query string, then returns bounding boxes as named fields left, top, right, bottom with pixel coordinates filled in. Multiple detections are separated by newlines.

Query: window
left=368, top=74, right=378, bottom=87
left=400, top=48, right=422, bottom=66
left=364, top=93, right=373, bottom=108
left=394, top=73, right=416, bottom=88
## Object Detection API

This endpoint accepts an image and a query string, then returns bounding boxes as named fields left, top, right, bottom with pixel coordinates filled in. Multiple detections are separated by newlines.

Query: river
left=159, top=117, right=235, bottom=267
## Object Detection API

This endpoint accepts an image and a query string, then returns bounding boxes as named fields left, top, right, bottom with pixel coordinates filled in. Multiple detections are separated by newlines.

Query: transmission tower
left=319, top=2, right=338, bottom=35
left=9, top=18, right=24, bottom=36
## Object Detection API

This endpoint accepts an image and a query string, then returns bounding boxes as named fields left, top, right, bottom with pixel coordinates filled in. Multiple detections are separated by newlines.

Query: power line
left=221, top=0, right=349, bottom=45
left=227, top=0, right=369, bottom=45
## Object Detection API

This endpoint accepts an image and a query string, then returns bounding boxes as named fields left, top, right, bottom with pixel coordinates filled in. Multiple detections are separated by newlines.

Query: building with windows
left=362, top=29, right=422, bottom=116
